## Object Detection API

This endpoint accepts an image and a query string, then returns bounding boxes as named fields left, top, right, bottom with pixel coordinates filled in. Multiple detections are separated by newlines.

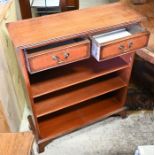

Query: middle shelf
left=30, top=57, right=128, bottom=98
left=34, top=73, right=127, bottom=117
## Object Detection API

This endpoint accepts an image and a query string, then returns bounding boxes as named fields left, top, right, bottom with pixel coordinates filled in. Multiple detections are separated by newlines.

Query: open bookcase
left=7, top=2, right=149, bottom=153
left=27, top=52, right=135, bottom=151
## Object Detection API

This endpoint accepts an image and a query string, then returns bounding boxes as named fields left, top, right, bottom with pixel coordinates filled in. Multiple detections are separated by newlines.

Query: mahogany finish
left=34, top=76, right=127, bottom=117
left=38, top=95, right=125, bottom=140
left=26, top=39, right=90, bottom=73
left=100, top=32, right=149, bottom=60
left=7, top=3, right=149, bottom=153
left=7, top=3, right=145, bottom=48
left=66, top=0, right=79, bottom=10
left=30, top=57, right=128, bottom=98
left=18, top=0, right=32, bottom=19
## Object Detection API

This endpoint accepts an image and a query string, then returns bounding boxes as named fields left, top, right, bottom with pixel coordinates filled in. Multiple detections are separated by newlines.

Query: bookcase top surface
left=7, top=2, right=145, bottom=48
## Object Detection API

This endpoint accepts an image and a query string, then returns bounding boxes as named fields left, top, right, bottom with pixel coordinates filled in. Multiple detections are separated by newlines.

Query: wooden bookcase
left=7, top=3, right=149, bottom=152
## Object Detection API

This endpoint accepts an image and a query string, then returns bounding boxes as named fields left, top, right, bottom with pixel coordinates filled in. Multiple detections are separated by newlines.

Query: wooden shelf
left=38, top=95, right=124, bottom=141
left=34, top=75, right=127, bottom=117
left=7, top=2, right=145, bottom=152
left=30, top=57, right=128, bottom=98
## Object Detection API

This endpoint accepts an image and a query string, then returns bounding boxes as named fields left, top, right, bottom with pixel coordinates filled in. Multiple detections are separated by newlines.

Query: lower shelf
left=38, top=94, right=125, bottom=142
left=34, top=75, right=127, bottom=117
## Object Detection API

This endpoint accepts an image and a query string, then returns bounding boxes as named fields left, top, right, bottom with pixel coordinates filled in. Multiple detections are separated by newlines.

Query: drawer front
left=100, top=33, right=149, bottom=60
left=27, top=40, right=90, bottom=73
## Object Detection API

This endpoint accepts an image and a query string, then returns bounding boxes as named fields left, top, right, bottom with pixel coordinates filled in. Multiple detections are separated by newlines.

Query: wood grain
left=17, top=50, right=41, bottom=137
left=7, top=2, right=145, bottom=48
left=30, top=57, right=128, bottom=98
left=26, top=39, right=90, bottom=73
left=100, top=33, right=149, bottom=59
left=38, top=95, right=124, bottom=140
left=0, top=132, right=34, bottom=155
left=18, top=0, right=32, bottom=19
left=136, top=48, right=154, bottom=64
left=34, top=76, right=127, bottom=117
left=7, top=2, right=149, bottom=152
left=66, top=0, right=79, bottom=10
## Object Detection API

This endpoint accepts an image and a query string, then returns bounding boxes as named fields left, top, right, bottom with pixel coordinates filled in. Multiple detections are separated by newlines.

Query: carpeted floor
left=20, top=110, right=153, bottom=155
left=37, top=111, right=153, bottom=155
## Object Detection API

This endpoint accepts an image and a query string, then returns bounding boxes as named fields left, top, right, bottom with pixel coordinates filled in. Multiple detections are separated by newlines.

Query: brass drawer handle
left=52, top=55, right=64, bottom=64
left=119, top=44, right=125, bottom=52
left=118, top=41, right=133, bottom=53
left=64, top=52, right=70, bottom=59
left=52, top=51, right=70, bottom=64
left=52, top=55, right=59, bottom=61
left=128, top=41, right=133, bottom=48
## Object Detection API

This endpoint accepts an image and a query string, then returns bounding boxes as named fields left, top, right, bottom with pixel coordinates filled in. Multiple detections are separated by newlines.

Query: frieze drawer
left=91, top=24, right=149, bottom=61
left=25, top=38, right=90, bottom=74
